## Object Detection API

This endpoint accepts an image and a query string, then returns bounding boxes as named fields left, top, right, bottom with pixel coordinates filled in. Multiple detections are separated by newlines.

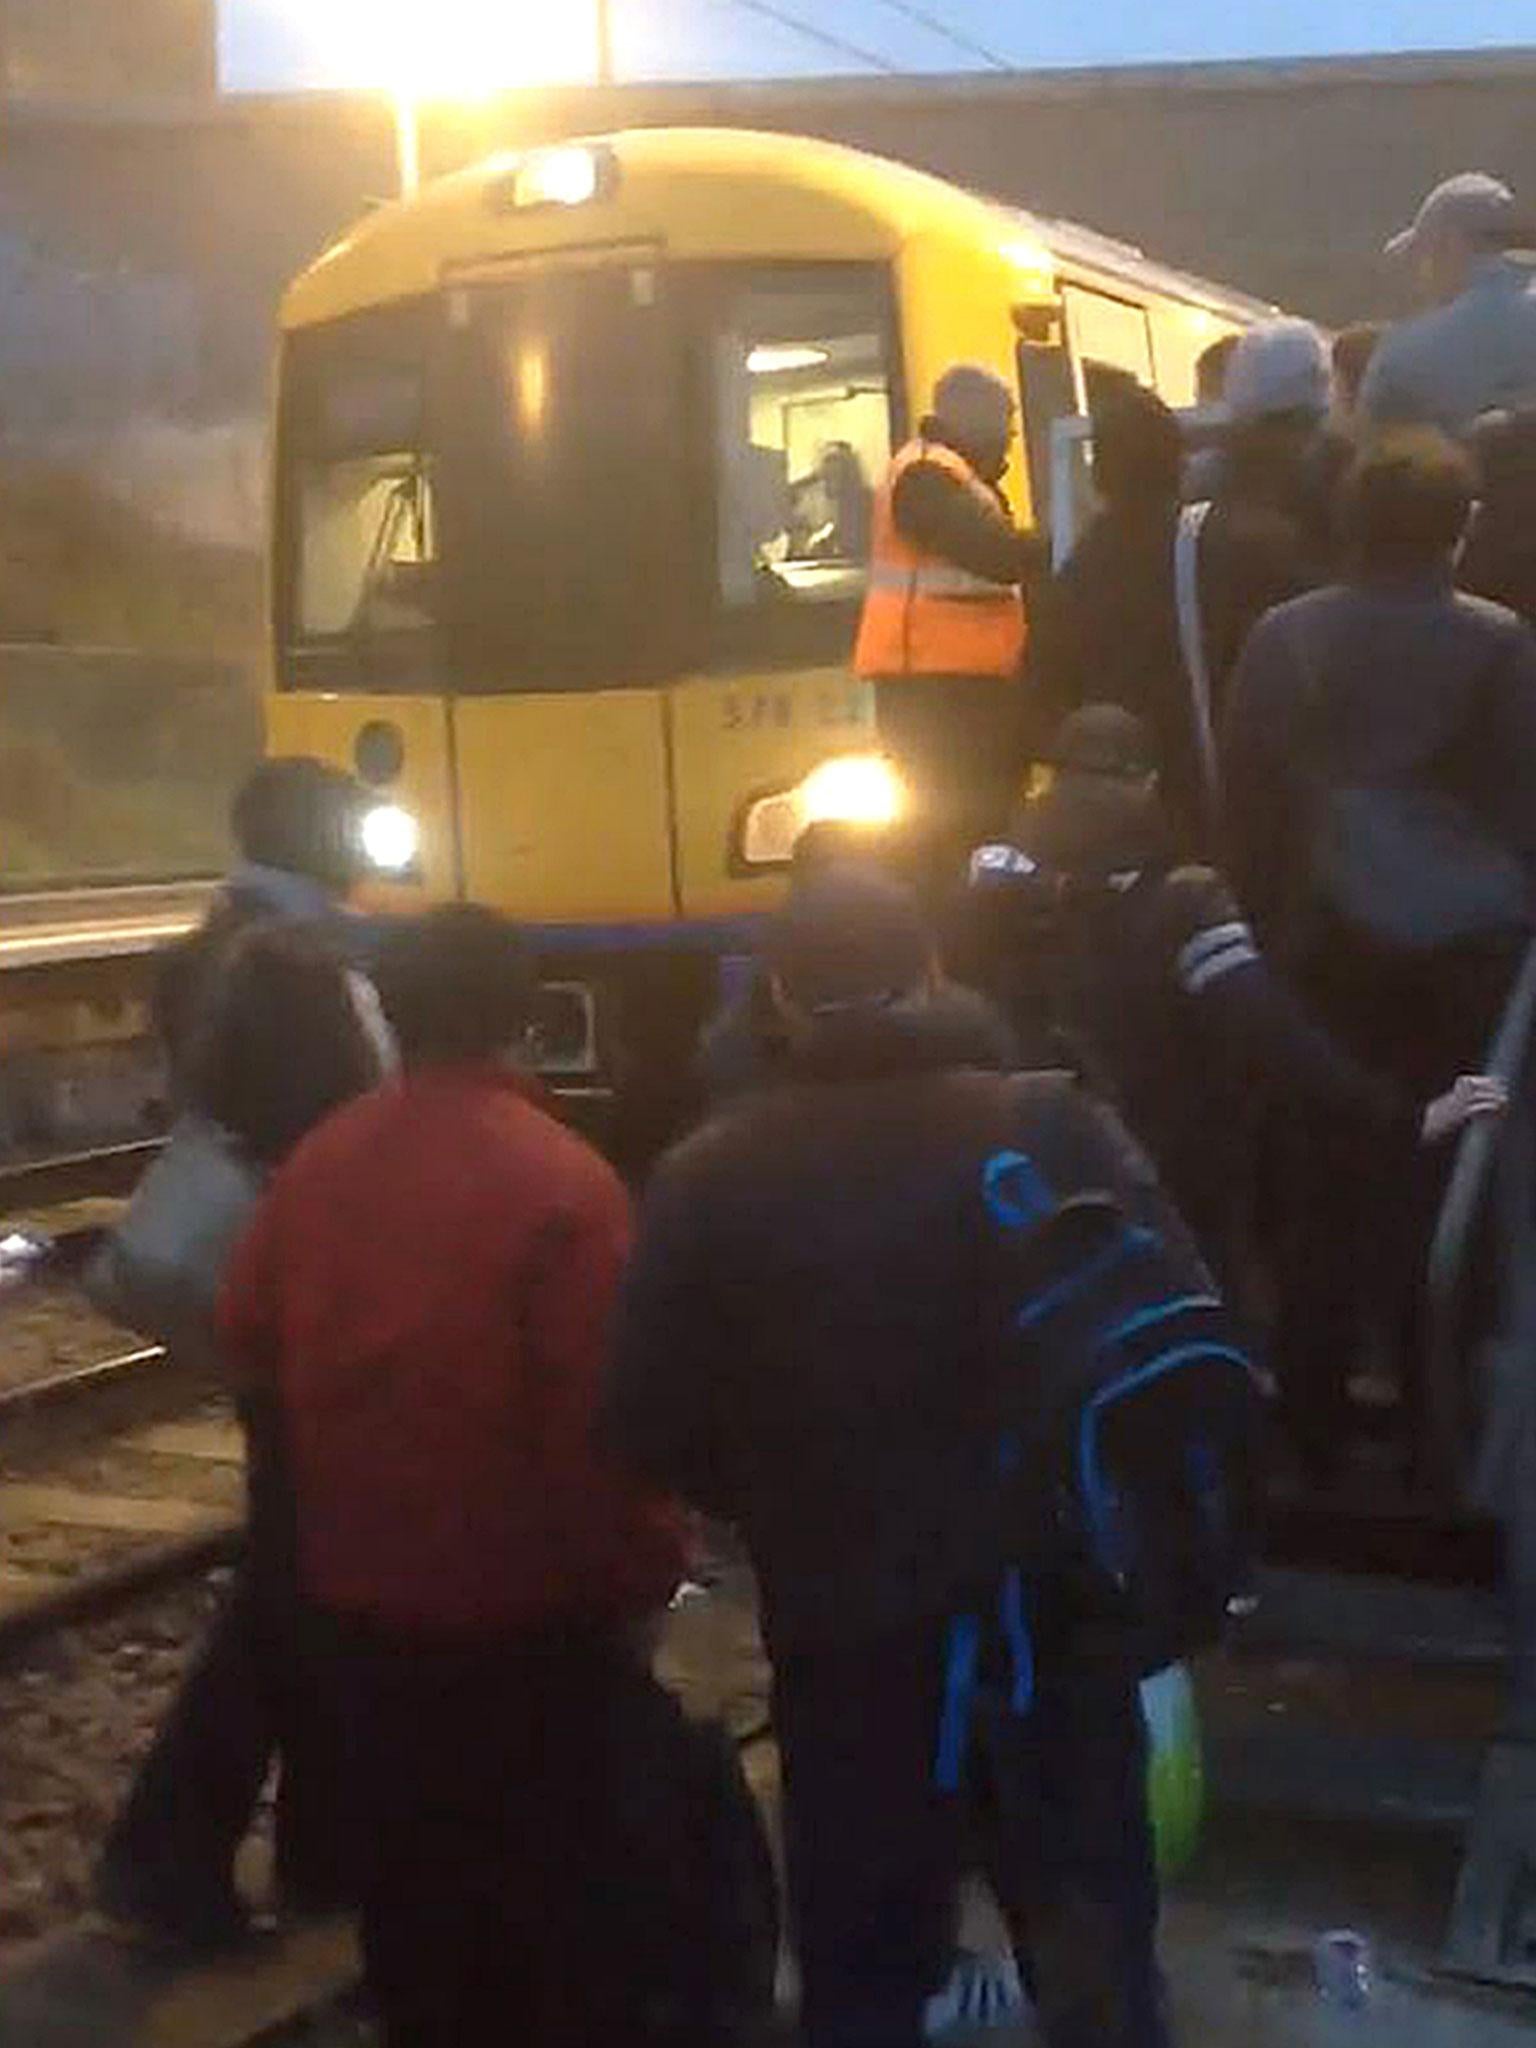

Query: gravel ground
left=0, top=1575, right=227, bottom=1957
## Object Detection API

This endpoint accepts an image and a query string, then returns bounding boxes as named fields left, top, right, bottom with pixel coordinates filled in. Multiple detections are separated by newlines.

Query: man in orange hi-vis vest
left=856, top=364, right=1043, bottom=870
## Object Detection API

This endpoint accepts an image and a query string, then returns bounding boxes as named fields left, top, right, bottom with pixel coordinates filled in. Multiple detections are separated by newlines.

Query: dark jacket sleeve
left=601, top=1144, right=737, bottom=1519
left=1020, top=561, right=1091, bottom=745
left=892, top=458, right=1039, bottom=587
left=1218, top=609, right=1307, bottom=944
left=1199, top=504, right=1311, bottom=706
left=1478, top=625, right=1536, bottom=872
left=1157, top=869, right=1412, bottom=1140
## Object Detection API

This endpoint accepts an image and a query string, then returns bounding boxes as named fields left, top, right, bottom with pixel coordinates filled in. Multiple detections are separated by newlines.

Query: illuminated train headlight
left=360, top=803, right=421, bottom=875
left=738, top=753, right=907, bottom=868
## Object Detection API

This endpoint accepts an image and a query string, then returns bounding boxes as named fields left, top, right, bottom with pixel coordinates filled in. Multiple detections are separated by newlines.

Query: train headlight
left=498, top=145, right=617, bottom=213
left=738, top=753, right=907, bottom=868
left=360, top=802, right=421, bottom=875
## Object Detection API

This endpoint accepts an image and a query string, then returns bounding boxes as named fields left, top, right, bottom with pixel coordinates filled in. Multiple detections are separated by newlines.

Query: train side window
left=711, top=272, right=894, bottom=626
left=1061, top=284, right=1155, bottom=411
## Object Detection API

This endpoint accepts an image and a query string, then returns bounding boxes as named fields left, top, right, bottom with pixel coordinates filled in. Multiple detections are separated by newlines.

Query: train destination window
left=712, top=274, right=893, bottom=620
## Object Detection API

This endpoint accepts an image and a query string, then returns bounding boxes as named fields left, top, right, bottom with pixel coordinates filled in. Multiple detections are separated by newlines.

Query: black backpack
left=981, top=1132, right=1265, bottom=1678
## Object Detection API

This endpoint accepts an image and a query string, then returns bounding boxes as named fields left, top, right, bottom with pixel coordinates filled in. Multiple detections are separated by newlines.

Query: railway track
left=0, top=1346, right=242, bottom=1661
left=0, top=881, right=214, bottom=975
left=0, top=1140, right=164, bottom=1218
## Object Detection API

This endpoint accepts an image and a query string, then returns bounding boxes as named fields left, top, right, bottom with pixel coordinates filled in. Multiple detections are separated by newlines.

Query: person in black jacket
left=1025, top=385, right=1208, bottom=847
left=607, top=866, right=1196, bottom=2048
left=156, top=757, right=375, bottom=1104
left=955, top=705, right=1504, bottom=1466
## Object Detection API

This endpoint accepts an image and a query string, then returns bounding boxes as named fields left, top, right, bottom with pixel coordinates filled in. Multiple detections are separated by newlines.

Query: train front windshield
left=278, top=261, right=895, bottom=696
left=280, top=266, right=689, bottom=695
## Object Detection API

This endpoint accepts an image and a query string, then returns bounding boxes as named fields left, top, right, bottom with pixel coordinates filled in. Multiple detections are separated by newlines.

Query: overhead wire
left=869, top=0, right=1014, bottom=71
left=722, top=0, right=906, bottom=75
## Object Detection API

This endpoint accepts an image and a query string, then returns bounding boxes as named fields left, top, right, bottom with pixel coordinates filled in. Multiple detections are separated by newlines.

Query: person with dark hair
left=607, top=865, right=1210, bottom=2048
left=697, top=820, right=1014, bottom=1104
left=221, top=904, right=690, bottom=2046
left=372, top=900, right=537, bottom=1067
left=1222, top=426, right=1536, bottom=992
left=1025, top=383, right=1217, bottom=847
left=156, top=757, right=374, bottom=1101
left=1222, top=428, right=1536, bottom=1478
left=98, top=923, right=389, bottom=1944
left=1363, top=174, right=1536, bottom=430
left=1195, top=332, right=1239, bottom=408
left=1332, top=323, right=1384, bottom=422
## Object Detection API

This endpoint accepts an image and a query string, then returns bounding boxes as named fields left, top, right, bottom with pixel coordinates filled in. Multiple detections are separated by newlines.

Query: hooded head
left=1012, top=705, right=1169, bottom=878
left=231, top=757, right=369, bottom=896
left=929, top=363, right=1015, bottom=483
left=767, top=865, right=932, bottom=1022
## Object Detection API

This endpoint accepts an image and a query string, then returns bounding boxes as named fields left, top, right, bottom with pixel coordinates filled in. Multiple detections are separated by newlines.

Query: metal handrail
left=1425, top=934, right=1536, bottom=1492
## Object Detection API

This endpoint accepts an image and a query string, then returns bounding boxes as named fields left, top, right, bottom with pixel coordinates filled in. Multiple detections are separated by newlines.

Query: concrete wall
left=0, top=50, right=1532, bottom=485
left=0, top=0, right=215, bottom=104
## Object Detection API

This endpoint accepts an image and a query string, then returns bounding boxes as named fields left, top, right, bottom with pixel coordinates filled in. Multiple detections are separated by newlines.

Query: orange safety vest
left=854, top=438, right=1028, bottom=681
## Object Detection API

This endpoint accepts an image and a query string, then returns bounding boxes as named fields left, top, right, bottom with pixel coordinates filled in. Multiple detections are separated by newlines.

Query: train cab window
left=710, top=271, right=894, bottom=657
left=281, top=267, right=691, bottom=694
left=280, top=300, right=441, bottom=691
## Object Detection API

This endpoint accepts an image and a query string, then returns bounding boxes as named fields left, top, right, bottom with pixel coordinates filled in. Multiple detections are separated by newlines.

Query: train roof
left=282, top=125, right=1277, bottom=331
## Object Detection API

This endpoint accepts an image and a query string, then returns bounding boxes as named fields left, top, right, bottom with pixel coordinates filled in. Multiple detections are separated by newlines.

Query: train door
left=434, top=252, right=686, bottom=923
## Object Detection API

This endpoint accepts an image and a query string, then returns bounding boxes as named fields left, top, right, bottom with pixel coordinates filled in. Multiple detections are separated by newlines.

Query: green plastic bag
left=1141, top=1664, right=1204, bottom=1877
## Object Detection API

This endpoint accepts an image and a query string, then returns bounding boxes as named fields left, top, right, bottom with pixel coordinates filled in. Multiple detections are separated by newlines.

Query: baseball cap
left=1386, top=172, right=1522, bottom=261
left=1223, top=319, right=1332, bottom=424
left=767, top=866, right=930, bottom=1015
left=1040, top=704, right=1159, bottom=781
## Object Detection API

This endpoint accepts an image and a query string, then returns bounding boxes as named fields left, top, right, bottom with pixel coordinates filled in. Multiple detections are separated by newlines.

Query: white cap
left=1224, top=319, right=1332, bottom=423
left=1386, top=172, right=1522, bottom=261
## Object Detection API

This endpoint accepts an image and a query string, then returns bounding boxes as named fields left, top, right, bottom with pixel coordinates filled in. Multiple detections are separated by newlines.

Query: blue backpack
left=981, top=1143, right=1265, bottom=1679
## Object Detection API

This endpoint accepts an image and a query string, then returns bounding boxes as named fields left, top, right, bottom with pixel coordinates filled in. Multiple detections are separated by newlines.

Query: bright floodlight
left=361, top=803, right=421, bottom=873
left=276, top=0, right=597, bottom=96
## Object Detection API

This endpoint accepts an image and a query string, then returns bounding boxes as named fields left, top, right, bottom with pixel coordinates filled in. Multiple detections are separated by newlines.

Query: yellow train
left=268, top=126, right=1273, bottom=1122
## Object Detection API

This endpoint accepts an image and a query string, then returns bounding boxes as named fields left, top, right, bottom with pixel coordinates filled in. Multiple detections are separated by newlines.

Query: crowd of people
left=56, top=167, right=1536, bottom=2048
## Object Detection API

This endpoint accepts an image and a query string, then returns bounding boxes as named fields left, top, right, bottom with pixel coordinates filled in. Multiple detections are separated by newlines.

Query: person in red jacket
left=220, top=904, right=685, bottom=2048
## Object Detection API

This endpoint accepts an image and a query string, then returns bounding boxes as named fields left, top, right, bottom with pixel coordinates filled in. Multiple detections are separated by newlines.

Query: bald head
left=930, top=363, right=1015, bottom=481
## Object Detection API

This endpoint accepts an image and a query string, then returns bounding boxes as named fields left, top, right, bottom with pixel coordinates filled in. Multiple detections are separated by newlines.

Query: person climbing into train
left=855, top=364, right=1045, bottom=874
left=954, top=701, right=1506, bottom=1284
left=1221, top=427, right=1536, bottom=1479
left=154, top=756, right=376, bottom=1103
left=606, top=863, right=1237, bottom=2048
